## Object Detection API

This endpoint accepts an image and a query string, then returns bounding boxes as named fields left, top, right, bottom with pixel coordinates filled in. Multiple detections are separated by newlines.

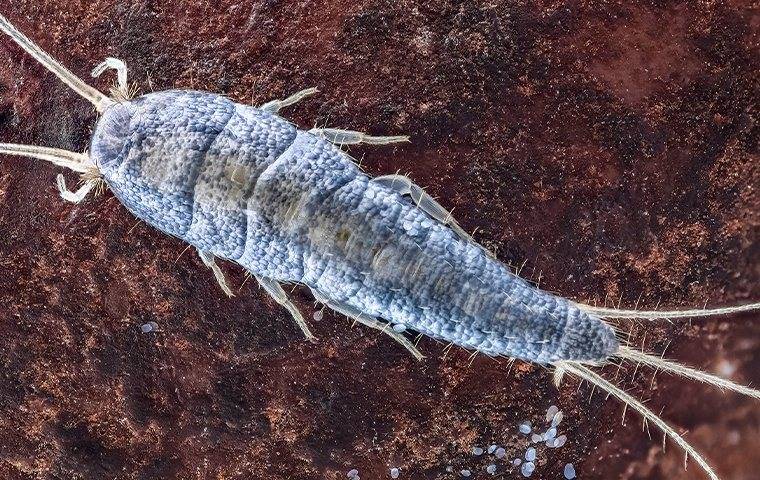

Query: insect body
left=0, top=13, right=757, bottom=480
left=95, top=89, right=617, bottom=363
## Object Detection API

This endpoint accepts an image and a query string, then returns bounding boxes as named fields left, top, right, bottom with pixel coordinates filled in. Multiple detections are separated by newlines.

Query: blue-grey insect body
left=93, top=89, right=618, bottom=363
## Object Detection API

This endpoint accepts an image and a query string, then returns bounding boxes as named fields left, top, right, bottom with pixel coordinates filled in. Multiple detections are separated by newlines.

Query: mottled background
left=0, top=1, right=758, bottom=479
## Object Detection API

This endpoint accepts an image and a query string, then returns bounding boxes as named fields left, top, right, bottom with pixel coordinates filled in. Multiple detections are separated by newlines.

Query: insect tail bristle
left=616, top=345, right=760, bottom=400
left=559, top=361, right=720, bottom=480
left=0, top=13, right=114, bottom=112
left=576, top=302, right=760, bottom=320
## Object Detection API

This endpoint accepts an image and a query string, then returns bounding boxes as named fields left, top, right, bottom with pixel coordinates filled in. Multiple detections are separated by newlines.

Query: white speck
left=545, top=427, right=557, bottom=440
left=313, top=310, right=324, bottom=321
left=551, top=411, right=564, bottom=427
left=512, top=458, right=522, bottom=466
left=521, top=461, right=535, bottom=477
left=392, top=323, right=407, bottom=333
left=552, top=435, right=567, bottom=448
left=460, top=469, right=471, bottom=477
left=486, top=464, right=497, bottom=475
left=519, top=422, right=532, bottom=434
left=525, top=447, right=536, bottom=462
left=546, top=405, right=559, bottom=423
left=716, top=358, right=737, bottom=377
left=472, top=446, right=484, bottom=456
left=390, top=467, right=400, bottom=479
left=488, top=444, right=498, bottom=454
left=531, top=433, right=543, bottom=443
left=347, top=469, right=359, bottom=478
left=140, top=323, right=153, bottom=333
left=495, top=447, right=506, bottom=459
left=446, top=466, right=453, bottom=473
left=564, top=463, right=576, bottom=479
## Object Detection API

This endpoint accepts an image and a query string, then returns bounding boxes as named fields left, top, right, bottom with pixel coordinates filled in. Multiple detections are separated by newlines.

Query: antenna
left=0, top=13, right=113, bottom=112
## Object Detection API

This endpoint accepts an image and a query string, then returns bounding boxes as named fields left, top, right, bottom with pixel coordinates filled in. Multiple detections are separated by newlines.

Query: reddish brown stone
left=0, top=2, right=757, bottom=479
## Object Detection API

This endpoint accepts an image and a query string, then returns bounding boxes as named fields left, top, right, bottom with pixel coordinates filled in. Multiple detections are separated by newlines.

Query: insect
left=0, top=12, right=757, bottom=480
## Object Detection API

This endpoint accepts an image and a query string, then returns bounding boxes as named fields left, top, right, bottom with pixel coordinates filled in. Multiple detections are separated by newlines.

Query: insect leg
left=310, top=128, right=409, bottom=145
left=255, top=276, right=315, bottom=341
left=197, top=250, right=235, bottom=298
left=309, top=287, right=424, bottom=360
left=373, top=174, right=491, bottom=254
left=91, top=57, right=130, bottom=100
left=260, top=87, right=318, bottom=113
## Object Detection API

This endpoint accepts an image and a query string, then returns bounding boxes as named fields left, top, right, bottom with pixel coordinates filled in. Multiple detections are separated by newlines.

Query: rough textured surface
left=0, top=1, right=757, bottom=479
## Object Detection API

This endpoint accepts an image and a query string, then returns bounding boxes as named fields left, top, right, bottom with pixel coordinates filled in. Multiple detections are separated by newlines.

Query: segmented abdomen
left=251, top=129, right=619, bottom=363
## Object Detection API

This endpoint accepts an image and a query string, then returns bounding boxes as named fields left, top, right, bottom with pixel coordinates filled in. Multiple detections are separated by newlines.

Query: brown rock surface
left=0, top=1, right=757, bottom=479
